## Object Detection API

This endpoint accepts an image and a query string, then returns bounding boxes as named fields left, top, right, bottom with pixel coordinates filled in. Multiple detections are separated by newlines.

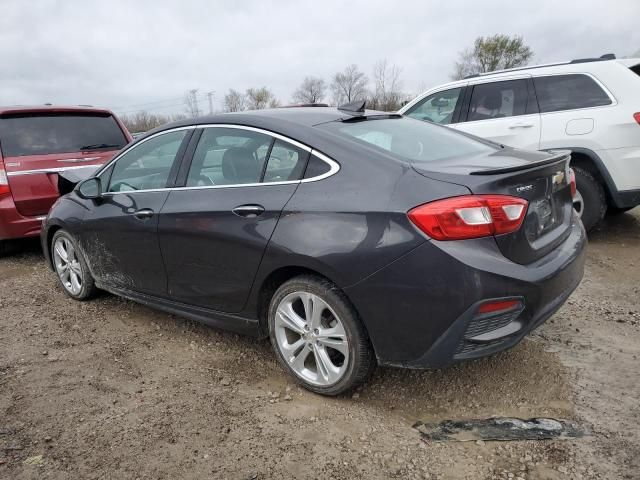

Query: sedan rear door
left=158, top=126, right=310, bottom=313
left=453, top=77, right=542, bottom=150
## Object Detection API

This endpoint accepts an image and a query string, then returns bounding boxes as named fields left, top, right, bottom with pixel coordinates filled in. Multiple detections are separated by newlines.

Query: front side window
left=467, top=80, right=529, bottom=121
left=107, top=130, right=187, bottom=192
left=318, top=117, right=496, bottom=164
left=404, top=88, right=462, bottom=125
left=533, top=74, right=612, bottom=113
left=0, top=113, right=128, bottom=157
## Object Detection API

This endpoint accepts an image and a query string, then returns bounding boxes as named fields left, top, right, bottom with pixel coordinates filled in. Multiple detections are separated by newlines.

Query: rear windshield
left=318, top=116, right=496, bottom=163
left=0, top=113, right=128, bottom=157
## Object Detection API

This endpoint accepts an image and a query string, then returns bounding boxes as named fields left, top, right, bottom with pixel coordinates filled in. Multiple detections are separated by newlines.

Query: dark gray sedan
left=41, top=104, right=586, bottom=395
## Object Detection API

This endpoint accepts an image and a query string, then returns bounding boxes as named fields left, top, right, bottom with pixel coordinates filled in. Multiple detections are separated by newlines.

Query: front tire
left=573, top=167, right=606, bottom=232
left=51, top=230, right=96, bottom=300
left=268, top=275, right=375, bottom=396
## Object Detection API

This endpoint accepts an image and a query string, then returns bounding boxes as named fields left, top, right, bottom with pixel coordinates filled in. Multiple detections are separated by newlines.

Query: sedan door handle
left=133, top=208, right=154, bottom=220
left=508, top=123, right=534, bottom=129
left=232, top=204, right=265, bottom=218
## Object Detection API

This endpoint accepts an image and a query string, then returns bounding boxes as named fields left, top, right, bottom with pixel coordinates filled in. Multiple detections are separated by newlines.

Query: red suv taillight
left=408, top=195, right=529, bottom=240
left=0, top=158, right=10, bottom=196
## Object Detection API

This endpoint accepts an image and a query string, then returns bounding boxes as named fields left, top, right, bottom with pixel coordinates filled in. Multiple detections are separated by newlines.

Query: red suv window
left=0, top=113, right=127, bottom=157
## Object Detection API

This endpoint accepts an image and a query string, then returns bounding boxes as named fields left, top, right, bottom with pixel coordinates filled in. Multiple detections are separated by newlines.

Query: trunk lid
left=413, top=147, right=574, bottom=264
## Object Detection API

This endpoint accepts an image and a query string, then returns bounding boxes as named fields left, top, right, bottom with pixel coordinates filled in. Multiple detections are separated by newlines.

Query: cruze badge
left=516, top=184, right=533, bottom=192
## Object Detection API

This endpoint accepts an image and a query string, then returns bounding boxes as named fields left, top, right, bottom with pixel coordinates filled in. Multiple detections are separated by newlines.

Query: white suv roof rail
left=463, top=53, right=617, bottom=79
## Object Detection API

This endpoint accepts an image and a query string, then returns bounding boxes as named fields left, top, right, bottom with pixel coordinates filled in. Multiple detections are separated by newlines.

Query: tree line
left=121, top=35, right=534, bottom=133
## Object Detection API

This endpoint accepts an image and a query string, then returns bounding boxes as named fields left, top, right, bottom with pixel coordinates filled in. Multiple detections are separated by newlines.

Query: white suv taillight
left=634, top=112, right=640, bottom=125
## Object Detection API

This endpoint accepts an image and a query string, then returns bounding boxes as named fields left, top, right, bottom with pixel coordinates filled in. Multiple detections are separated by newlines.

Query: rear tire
left=268, top=275, right=376, bottom=396
left=573, top=167, right=606, bottom=232
left=51, top=230, right=96, bottom=300
left=0, top=241, right=7, bottom=258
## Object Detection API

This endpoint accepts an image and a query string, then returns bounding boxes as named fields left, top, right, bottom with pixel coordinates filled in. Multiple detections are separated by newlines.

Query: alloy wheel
left=573, top=189, right=584, bottom=218
left=273, top=291, right=350, bottom=386
left=53, top=237, right=83, bottom=296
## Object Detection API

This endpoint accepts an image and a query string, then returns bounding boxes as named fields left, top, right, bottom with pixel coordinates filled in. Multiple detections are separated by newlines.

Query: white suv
left=400, top=54, right=640, bottom=231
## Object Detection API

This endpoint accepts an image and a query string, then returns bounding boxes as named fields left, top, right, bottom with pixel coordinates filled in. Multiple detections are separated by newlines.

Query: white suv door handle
left=508, top=123, right=534, bottom=129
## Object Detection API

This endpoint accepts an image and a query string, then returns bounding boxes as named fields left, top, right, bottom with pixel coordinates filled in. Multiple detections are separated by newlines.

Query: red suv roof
left=0, top=105, right=114, bottom=116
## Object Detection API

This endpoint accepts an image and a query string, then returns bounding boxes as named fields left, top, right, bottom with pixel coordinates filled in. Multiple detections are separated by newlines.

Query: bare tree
left=331, top=64, right=368, bottom=105
left=224, top=89, right=246, bottom=112
left=451, top=34, right=533, bottom=80
left=292, top=76, right=326, bottom=104
left=184, top=89, right=201, bottom=117
left=369, top=60, right=405, bottom=111
left=245, top=87, right=276, bottom=110
left=121, top=111, right=187, bottom=133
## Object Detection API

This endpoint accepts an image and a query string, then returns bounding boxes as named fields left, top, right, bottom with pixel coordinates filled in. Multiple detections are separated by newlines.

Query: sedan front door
left=78, top=129, right=192, bottom=295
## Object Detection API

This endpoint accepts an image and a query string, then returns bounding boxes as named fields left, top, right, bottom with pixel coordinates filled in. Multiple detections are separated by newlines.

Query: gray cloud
left=1, top=0, right=638, bottom=115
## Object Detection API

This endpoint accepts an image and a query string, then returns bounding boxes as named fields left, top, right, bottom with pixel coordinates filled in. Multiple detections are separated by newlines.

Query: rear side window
left=186, top=127, right=273, bottom=186
left=467, top=80, right=529, bottom=121
left=263, top=140, right=309, bottom=183
left=318, top=117, right=496, bottom=164
left=533, top=74, right=612, bottom=112
left=0, top=113, right=127, bottom=157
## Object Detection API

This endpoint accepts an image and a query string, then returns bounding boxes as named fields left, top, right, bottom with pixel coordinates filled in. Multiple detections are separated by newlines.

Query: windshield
left=0, top=113, right=128, bottom=157
left=318, top=116, right=496, bottom=163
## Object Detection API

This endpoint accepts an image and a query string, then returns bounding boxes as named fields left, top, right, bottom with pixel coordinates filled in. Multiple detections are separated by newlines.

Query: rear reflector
left=634, top=112, right=640, bottom=125
left=569, top=168, right=577, bottom=198
left=0, top=161, right=10, bottom=196
left=408, top=195, right=528, bottom=240
left=477, top=299, right=522, bottom=314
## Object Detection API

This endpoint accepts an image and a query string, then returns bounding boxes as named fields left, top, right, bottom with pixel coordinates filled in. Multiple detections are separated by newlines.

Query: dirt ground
left=1, top=210, right=639, bottom=480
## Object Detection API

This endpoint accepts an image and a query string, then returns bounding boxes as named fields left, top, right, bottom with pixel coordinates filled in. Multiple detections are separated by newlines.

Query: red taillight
left=0, top=159, right=10, bottom=196
left=477, top=299, right=522, bottom=314
left=634, top=112, right=640, bottom=125
left=569, top=168, right=577, bottom=198
left=408, top=195, right=528, bottom=240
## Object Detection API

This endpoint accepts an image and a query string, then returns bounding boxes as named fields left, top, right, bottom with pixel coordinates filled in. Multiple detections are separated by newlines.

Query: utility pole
left=189, top=89, right=199, bottom=117
left=206, top=90, right=215, bottom=115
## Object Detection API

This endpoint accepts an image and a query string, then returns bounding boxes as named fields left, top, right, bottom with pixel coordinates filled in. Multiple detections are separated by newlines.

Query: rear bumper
left=344, top=215, right=587, bottom=368
left=0, top=194, right=44, bottom=241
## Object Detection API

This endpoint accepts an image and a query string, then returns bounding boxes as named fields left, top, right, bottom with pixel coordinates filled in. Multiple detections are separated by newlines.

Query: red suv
left=0, top=106, right=131, bottom=254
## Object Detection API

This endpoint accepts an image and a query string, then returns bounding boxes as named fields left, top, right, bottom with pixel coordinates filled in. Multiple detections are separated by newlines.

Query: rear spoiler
left=470, top=150, right=571, bottom=175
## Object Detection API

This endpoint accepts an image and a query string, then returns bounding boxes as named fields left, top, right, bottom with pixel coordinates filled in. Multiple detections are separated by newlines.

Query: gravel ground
left=1, top=209, right=639, bottom=479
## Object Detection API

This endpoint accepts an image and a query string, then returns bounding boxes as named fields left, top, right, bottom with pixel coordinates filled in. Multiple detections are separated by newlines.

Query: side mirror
left=77, top=177, right=102, bottom=199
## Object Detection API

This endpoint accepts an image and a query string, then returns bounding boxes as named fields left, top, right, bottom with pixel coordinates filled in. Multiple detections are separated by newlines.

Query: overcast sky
left=1, top=0, right=638, bottom=116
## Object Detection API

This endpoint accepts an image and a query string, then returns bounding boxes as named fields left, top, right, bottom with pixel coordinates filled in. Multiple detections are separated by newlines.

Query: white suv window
left=468, top=79, right=529, bottom=121
left=404, top=88, right=462, bottom=125
left=533, top=74, right=612, bottom=112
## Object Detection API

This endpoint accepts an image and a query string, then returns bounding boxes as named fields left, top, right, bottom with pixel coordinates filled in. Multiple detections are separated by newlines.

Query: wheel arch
left=564, top=147, right=621, bottom=207
left=254, top=265, right=373, bottom=351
